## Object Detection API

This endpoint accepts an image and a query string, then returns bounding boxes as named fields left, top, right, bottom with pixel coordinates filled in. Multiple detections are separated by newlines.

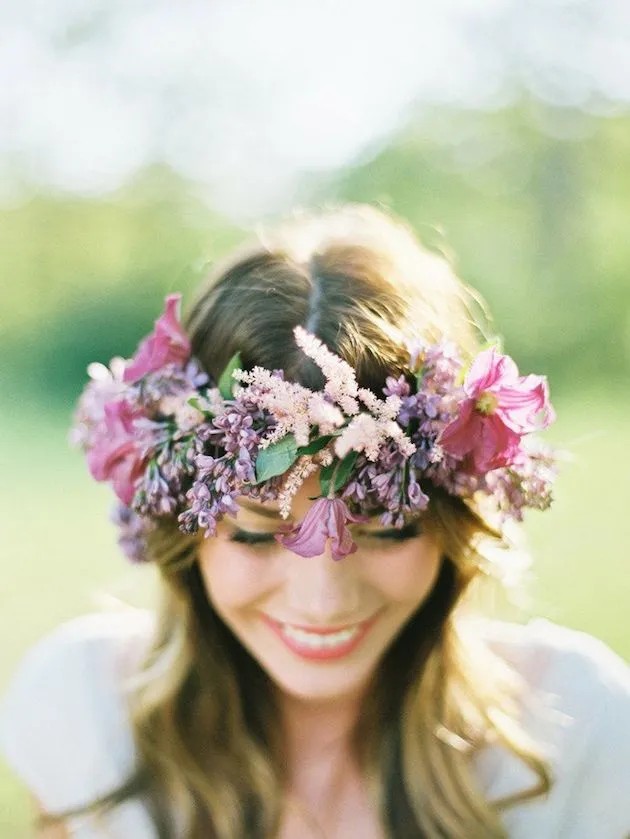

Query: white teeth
left=280, top=624, right=360, bottom=649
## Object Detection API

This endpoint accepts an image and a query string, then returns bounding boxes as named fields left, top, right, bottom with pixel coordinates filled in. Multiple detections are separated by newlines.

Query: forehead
left=235, top=473, right=426, bottom=528
left=278, top=471, right=393, bottom=522
left=235, top=498, right=384, bottom=524
left=236, top=472, right=323, bottom=521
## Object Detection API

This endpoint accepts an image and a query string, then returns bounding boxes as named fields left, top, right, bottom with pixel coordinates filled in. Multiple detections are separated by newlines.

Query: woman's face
left=197, top=474, right=442, bottom=704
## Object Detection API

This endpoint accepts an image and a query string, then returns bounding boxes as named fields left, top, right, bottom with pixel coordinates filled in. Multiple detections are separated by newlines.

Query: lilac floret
left=110, top=503, right=154, bottom=563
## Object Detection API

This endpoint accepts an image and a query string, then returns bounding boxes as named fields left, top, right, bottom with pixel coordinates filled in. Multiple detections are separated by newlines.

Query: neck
left=277, top=687, right=379, bottom=835
left=281, top=690, right=362, bottom=764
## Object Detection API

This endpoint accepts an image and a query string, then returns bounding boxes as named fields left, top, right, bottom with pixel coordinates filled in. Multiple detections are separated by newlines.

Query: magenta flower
left=123, top=294, right=191, bottom=383
left=439, top=348, right=555, bottom=474
left=276, top=497, right=367, bottom=561
left=86, top=399, right=146, bottom=504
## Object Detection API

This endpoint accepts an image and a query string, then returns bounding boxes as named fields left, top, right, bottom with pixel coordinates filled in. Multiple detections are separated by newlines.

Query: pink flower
left=276, top=497, right=367, bottom=561
left=123, top=294, right=191, bottom=383
left=86, top=399, right=146, bottom=504
left=439, top=348, right=555, bottom=474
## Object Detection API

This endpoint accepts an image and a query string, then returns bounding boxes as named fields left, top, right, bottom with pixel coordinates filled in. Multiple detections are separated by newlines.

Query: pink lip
left=262, top=613, right=378, bottom=661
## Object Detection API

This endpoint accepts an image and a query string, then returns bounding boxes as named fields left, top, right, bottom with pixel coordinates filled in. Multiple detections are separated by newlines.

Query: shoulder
left=477, top=616, right=630, bottom=718
left=469, top=617, right=630, bottom=838
left=0, top=609, right=155, bottom=815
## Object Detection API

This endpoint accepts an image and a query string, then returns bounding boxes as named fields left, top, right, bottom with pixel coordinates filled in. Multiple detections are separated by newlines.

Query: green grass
left=1, top=390, right=628, bottom=834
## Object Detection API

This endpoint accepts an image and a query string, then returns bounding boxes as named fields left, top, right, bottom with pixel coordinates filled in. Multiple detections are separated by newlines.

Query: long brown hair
left=44, top=204, right=552, bottom=838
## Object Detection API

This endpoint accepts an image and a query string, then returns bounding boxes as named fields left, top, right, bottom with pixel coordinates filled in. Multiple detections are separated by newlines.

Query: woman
left=1, top=204, right=629, bottom=838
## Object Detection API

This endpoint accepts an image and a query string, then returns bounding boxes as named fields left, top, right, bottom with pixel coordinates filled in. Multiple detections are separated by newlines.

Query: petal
left=276, top=498, right=330, bottom=557
left=473, top=415, right=521, bottom=472
left=276, top=497, right=365, bottom=560
left=327, top=499, right=361, bottom=561
left=111, top=457, right=144, bottom=505
left=124, top=294, right=191, bottom=383
left=495, top=376, right=555, bottom=432
left=87, top=438, right=143, bottom=503
left=465, top=349, right=518, bottom=396
left=439, top=400, right=478, bottom=457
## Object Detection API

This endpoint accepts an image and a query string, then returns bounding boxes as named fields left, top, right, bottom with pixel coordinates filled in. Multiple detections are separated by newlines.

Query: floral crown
left=71, top=294, right=557, bottom=562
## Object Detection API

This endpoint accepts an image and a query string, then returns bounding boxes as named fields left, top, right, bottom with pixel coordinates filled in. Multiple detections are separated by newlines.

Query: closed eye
left=359, top=522, right=423, bottom=541
left=229, top=522, right=423, bottom=547
left=229, top=528, right=277, bottom=545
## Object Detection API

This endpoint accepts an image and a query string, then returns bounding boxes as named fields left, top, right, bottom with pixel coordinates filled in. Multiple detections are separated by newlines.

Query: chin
left=248, top=640, right=382, bottom=703
left=265, top=661, right=375, bottom=704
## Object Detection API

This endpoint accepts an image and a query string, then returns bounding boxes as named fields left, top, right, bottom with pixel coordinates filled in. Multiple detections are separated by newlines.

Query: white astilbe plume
left=277, top=456, right=319, bottom=519
left=334, top=414, right=381, bottom=460
left=233, top=366, right=313, bottom=447
left=316, top=447, right=334, bottom=467
left=357, top=387, right=401, bottom=420
left=335, top=413, right=416, bottom=462
left=386, top=421, right=416, bottom=457
left=159, top=392, right=206, bottom=431
left=307, top=393, right=345, bottom=433
left=205, top=387, right=228, bottom=417
left=293, top=326, right=360, bottom=415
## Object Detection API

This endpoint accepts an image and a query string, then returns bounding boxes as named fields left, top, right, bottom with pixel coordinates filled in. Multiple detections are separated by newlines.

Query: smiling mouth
left=262, top=614, right=378, bottom=658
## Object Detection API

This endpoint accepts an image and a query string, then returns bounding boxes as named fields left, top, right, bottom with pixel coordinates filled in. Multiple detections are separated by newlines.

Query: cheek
left=197, top=542, right=279, bottom=612
left=363, top=539, right=443, bottom=606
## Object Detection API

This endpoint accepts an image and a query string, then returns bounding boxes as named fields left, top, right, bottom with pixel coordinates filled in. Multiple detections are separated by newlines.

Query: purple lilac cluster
left=342, top=343, right=477, bottom=526
left=480, top=443, right=557, bottom=522
left=110, top=502, right=154, bottom=564
left=178, top=400, right=280, bottom=537
left=134, top=360, right=209, bottom=407
left=72, top=350, right=210, bottom=559
left=342, top=443, right=428, bottom=528
left=121, top=361, right=209, bottom=515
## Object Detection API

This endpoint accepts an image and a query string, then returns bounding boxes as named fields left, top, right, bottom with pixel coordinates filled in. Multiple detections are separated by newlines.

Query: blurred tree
left=309, top=101, right=630, bottom=392
left=1, top=166, right=243, bottom=407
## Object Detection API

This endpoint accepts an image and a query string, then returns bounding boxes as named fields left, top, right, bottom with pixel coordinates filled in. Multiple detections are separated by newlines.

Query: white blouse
left=1, top=610, right=629, bottom=838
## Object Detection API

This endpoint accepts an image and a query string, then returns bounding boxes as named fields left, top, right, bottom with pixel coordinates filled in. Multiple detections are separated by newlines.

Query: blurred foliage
left=309, top=100, right=630, bottom=389
left=1, top=166, right=244, bottom=409
left=3, top=102, right=630, bottom=415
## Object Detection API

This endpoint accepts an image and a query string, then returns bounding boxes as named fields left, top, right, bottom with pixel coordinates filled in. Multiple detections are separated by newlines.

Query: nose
left=285, top=548, right=361, bottom=623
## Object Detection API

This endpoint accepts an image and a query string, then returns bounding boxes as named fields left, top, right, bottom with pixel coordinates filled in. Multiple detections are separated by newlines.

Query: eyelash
left=229, top=522, right=422, bottom=546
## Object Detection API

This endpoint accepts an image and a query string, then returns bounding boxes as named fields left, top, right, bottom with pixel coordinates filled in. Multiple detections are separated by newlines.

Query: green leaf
left=296, top=435, right=334, bottom=456
left=318, top=461, right=336, bottom=498
left=255, top=435, right=298, bottom=483
left=218, top=352, right=242, bottom=399
left=333, top=450, right=359, bottom=492
left=187, top=395, right=213, bottom=417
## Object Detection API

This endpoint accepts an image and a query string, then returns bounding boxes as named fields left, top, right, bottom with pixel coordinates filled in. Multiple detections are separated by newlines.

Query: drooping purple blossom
left=277, top=497, right=367, bottom=561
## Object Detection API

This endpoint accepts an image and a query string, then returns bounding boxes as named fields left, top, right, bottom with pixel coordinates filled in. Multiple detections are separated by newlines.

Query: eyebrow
left=238, top=499, right=286, bottom=520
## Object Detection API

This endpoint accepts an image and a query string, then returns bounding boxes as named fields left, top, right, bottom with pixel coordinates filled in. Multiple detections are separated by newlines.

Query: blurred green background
left=2, top=3, right=630, bottom=835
